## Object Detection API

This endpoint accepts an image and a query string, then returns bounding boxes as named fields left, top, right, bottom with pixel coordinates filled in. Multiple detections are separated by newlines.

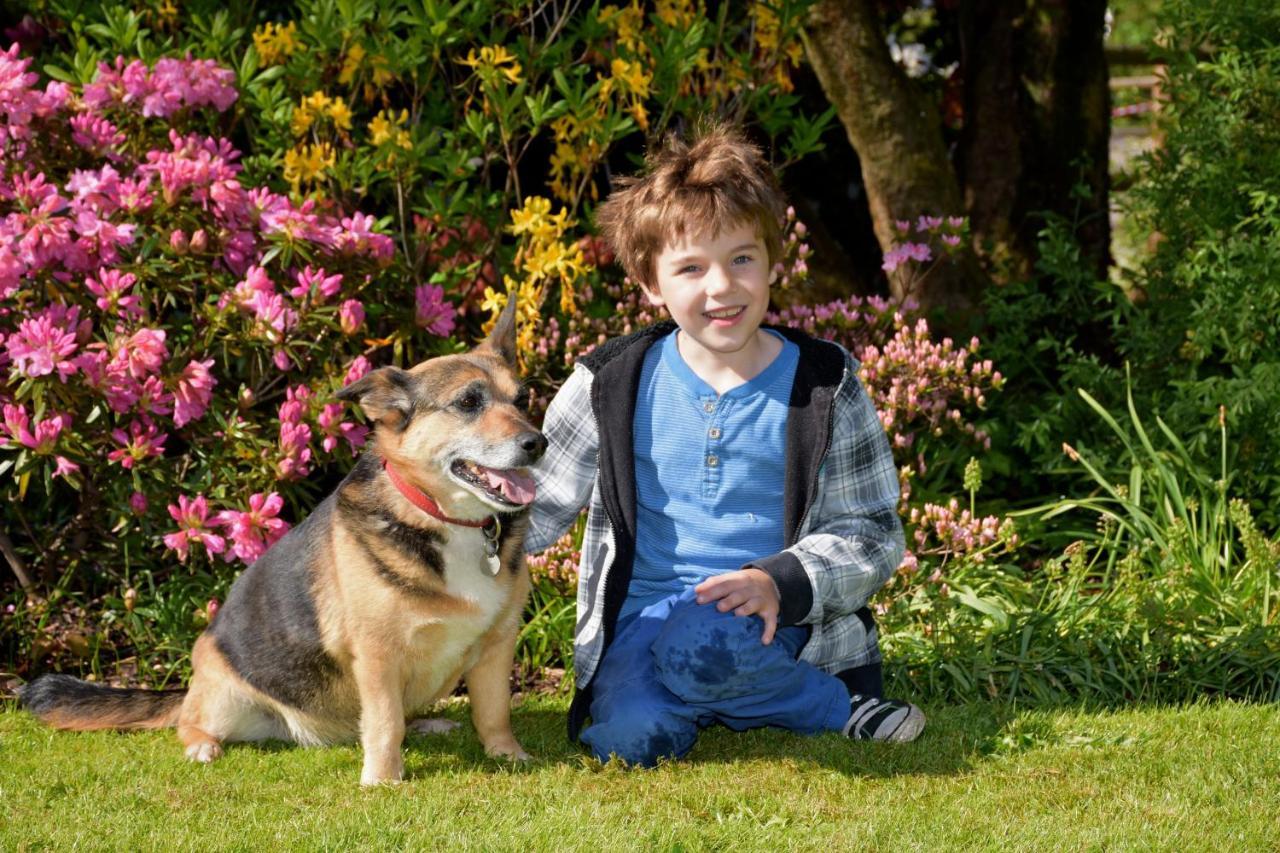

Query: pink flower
left=107, top=416, right=167, bottom=469
left=278, top=384, right=312, bottom=425
left=941, top=234, right=962, bottom=247
left=84, top=267, right=142, bottom=319
left=214, top=492, right=290, bottom=564
left=318, top=402, right=369, bottom=453
left=946, top=215, right=965, bottom=229
left=163, top=494, right=225, bottom=562
left=916, top=215, right=944, bottom=233
left=894, top=220, right=911, bottom=234
left=334, top=212, right=395, bottom=261
left=277, top=421, right=312, bottom=481
left=69, top=112, right=126, bottom=158
left=1, top=404, right=69, bottom=454
left=135, top=375, right=174, bottom=416
left=344, top=355, right=371, bottom=385
left=414, top=284, right=457, bottom=336
left=52, top=456, right=79, bottom=478
left=129, top=491, right=148, bottom=515
left=5, top=303, right=89, bottom=381
left=289, top=266, right=343, bottom=302
left=338, top=299, right=364, bottom=335
left=172, top=358, right=216, bottom=427
left=115, top=327, right=168, bottom=379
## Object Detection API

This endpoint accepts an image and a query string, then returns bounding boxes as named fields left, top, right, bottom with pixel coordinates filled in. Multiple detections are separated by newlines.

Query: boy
left=525, top=124, right=923, bottom=767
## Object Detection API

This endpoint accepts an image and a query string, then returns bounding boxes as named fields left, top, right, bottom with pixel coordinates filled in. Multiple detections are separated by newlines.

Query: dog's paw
left=184, top=741, right=223, bottom=764
left=407, top=717, right=461, bottom=735
left=484, top=740, right=532, bottom=762
left=359, top=769, right=405, bottom=787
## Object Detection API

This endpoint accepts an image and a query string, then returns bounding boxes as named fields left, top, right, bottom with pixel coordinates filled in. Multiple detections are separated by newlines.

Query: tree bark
left=958, top=0, right=1112, bottom=280
left=802, top=0, right=981, bottom=318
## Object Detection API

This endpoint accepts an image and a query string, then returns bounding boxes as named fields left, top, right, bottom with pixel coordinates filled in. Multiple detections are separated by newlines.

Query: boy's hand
left=694, top=568, right=781, bottom=644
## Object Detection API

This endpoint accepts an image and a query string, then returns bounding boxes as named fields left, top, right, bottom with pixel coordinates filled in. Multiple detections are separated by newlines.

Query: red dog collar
left=381, top=458, right=495, bottom=531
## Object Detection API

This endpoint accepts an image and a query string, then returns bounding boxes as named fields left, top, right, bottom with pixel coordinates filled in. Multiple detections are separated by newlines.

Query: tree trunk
left=802, top=0, right=981, bottom=319
left=958, top=0, right=1112, bottom=280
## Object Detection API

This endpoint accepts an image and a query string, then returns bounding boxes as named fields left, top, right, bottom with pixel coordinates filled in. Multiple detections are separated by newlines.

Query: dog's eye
left=456, top=391, right=483, bottom=412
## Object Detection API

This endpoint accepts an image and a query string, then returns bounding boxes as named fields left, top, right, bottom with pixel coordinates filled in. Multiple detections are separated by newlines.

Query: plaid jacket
left=525, top=322, right=905, bottom=739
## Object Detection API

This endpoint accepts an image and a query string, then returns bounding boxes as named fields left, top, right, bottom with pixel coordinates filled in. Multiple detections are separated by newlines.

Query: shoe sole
left=886, top=705, right=926, bottom=743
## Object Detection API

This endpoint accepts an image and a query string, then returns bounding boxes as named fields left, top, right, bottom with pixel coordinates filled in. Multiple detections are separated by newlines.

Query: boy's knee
left=651, top=602, right=763, bottom=704
left=581, top=703, right=694, bottom=768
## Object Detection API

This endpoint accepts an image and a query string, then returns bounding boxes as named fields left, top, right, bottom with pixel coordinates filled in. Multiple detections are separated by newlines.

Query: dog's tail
left=19, top=674, right=185, bottom=731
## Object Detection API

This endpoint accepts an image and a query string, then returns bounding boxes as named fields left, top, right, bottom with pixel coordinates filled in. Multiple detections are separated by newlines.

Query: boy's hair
left=595, top=123, right=787, bottom=291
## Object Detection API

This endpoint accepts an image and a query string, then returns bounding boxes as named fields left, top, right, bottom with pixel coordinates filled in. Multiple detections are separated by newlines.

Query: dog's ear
left=479, top=292, right=519, bottom=367
left=336, top=367, right=415, bottom=430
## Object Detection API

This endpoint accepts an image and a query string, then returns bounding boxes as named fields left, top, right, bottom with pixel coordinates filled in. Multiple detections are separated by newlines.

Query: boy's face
left=646, top=220, right=776, bottom=370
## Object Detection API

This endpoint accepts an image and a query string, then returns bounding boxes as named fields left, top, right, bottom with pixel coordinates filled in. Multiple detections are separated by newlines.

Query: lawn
left=2, top=696, right=1278, bottom=850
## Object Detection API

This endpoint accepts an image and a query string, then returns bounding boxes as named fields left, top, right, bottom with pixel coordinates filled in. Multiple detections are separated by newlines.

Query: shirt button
left=706, top=454, right=719, bottom=467
left=703, top=402, right=715, bottom=414
left=708, top=427, right=721, bottom=440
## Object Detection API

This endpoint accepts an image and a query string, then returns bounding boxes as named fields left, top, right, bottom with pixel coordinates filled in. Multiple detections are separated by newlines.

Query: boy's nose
left=703, top=265, right=733, bottom=295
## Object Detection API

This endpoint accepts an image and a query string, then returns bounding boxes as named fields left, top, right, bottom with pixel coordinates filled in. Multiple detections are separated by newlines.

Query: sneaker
left=842, top=694, right=925, bottom=743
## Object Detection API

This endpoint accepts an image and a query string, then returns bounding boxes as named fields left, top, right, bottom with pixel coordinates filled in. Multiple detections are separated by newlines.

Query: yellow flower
left=368, top=109, right=410, bottom=148
left=627, top=101, right=649, bottom=131
left=327, top=96, right=353, bottom=131
left=253, top=21, right=300, bottom=66
left=599, top=2, right=645, bottom=53
left=339, top=43, right=366, bottom=86
left=370, top=53, right=395, bottom=87
left=655, top=0, right=699, bottom=28
left=283, top=142, right=336, bottom=188
left=457, top=45, right=523, bottom=86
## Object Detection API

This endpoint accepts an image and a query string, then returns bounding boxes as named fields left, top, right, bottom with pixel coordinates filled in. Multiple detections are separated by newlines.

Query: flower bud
left=123, top=587, right=137, bottom=612
left=190, top=228, right=208, bottom=252
left=169, top=229, right=188, bottom=253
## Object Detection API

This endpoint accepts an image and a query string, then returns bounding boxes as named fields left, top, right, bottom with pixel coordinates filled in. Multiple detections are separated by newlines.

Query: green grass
left=3, top=697, right=1278, bottom=850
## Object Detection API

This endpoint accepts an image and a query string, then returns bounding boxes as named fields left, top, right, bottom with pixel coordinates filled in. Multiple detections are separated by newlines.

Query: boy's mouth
left=703, top=306, right=745, bottom=322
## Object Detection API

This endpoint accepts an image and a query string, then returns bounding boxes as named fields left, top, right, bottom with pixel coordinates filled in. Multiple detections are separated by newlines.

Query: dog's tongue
left=478, top=465, right=536, bottom=505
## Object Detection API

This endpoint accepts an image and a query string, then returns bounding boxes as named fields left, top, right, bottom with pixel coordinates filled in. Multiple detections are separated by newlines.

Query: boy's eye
left=733, top=254, right=754, bottom=265
left=678, top=264, right=701, bottom=275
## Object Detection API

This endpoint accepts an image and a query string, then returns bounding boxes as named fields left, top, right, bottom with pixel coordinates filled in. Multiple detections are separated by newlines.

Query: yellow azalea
left=339, top=43, right=366, bottom=85
left=457, top=45, right=522, bottom=86
left=627, top=101, right=649, bottom=131
left=599, top=2, right=645, bottom=53
left=369, top=109, right=411, bottom=148
left=327, top=96, right=353, bottom=131
left=369, top=112, right=393, bottom=146
left=508, top=196, right=555, bottom=240
left=370, top=53, right=395, bottom=87
left=655, top=0, right=699, bottom=28
left=253, top=21, right=300, bottom=66
left=290, top=91, right=334, bottom=136
left=283, top=142, right=335, bottom=188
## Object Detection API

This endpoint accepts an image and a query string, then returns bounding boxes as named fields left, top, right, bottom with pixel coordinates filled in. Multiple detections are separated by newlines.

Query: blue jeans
left=580, top=587, right=852, bottom=767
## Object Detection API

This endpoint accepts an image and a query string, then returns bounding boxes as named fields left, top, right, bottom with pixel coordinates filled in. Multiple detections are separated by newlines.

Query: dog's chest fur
left=398, top=525, right=514, bottom=711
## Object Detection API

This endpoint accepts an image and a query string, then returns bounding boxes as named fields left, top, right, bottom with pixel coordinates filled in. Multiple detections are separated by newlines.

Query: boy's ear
left=640, top=280, right=666, bottom=307
left=479, top=292, right=519, bottom=367
left=336, top=366, right=415, bottom=430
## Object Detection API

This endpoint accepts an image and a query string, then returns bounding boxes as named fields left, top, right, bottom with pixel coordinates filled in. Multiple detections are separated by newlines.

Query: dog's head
left=337, top=296, right=546, bottom=517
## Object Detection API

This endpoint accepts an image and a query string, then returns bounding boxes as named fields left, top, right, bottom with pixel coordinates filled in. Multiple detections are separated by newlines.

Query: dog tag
left=482, top=517, right=502, bottom=575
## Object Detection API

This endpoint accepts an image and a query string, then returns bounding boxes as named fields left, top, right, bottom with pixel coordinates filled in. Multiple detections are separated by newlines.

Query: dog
left=20, top=296, right=546, bottom=785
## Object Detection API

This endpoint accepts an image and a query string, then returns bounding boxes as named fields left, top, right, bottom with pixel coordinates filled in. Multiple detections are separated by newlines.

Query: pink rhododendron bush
left=0, top=44, right=443, bottom=662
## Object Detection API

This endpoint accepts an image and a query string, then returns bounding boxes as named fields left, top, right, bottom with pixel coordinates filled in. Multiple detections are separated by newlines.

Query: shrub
left=1120, top=0, right=1280, bottom=527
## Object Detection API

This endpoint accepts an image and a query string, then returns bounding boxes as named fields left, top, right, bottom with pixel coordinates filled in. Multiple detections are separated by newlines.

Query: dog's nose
left=519, top=431, right=548, bottom=461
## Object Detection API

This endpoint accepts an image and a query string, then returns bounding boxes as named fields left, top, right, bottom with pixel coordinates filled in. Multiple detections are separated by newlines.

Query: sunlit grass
left=3, top=696, right=1278, bottom=850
